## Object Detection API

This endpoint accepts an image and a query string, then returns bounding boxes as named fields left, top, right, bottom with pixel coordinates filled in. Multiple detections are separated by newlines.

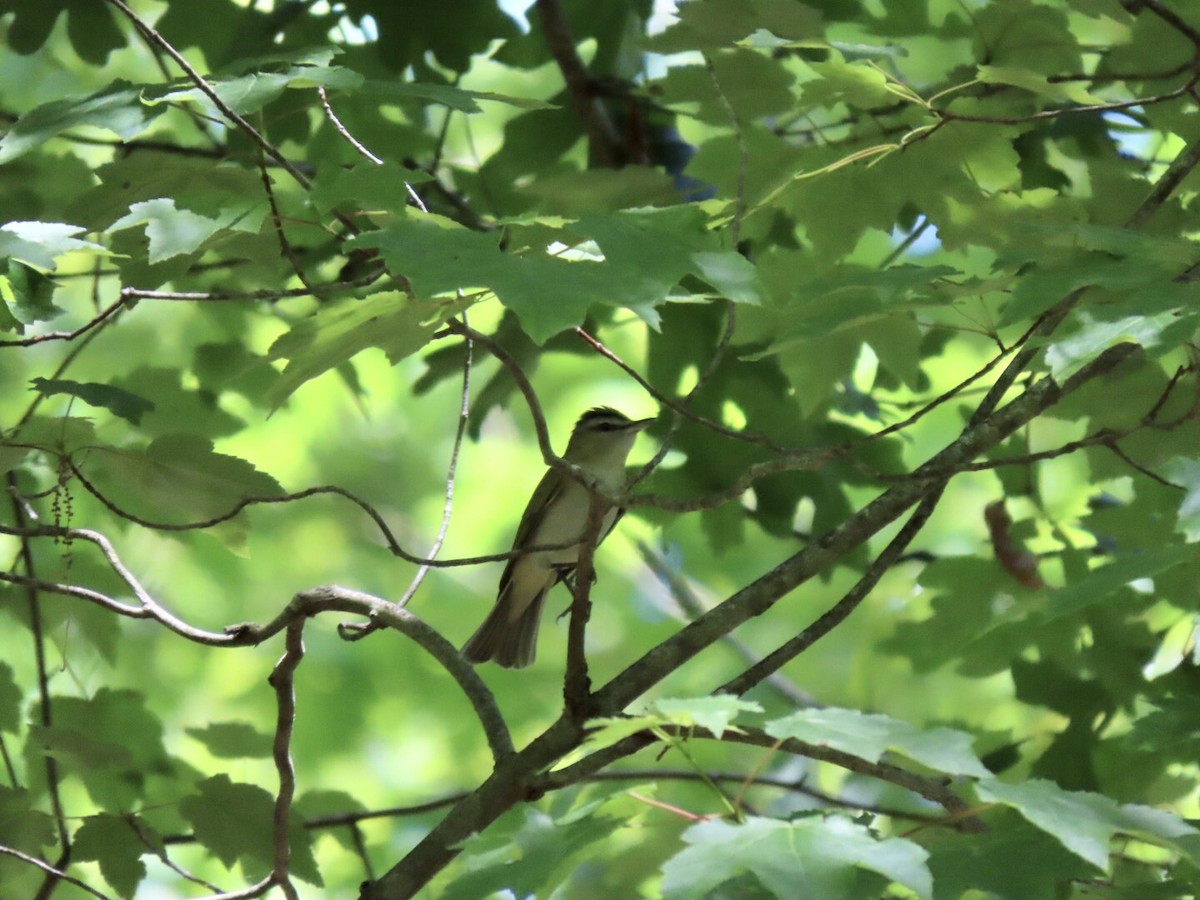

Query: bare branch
left=397, top=320, right=473, bottom=604
left=534, top=0, right=621, bottom=166
left=126, top=815, right=222, bottom=892
left=234, top=586, right=515, bottom=763
left=118, top=273, right=384, bottom=303
left=267, top=622, right=304, bottom=900
left=0, top=297, right=126, bottom=348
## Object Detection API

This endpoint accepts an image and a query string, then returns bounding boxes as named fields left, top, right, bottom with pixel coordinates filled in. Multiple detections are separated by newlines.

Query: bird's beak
left=630, top=417, right=655, bottom=432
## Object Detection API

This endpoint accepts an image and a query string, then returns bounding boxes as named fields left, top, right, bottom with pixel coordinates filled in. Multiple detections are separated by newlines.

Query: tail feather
left=462, top=590, right=547, bottom=669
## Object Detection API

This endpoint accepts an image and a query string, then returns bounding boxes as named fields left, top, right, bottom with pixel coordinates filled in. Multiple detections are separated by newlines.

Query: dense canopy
left=3, top=0, right=1200, bottom=898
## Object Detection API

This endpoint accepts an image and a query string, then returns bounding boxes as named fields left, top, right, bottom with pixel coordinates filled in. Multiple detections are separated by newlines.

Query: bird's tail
left=461, top=588, right=547, bottom=669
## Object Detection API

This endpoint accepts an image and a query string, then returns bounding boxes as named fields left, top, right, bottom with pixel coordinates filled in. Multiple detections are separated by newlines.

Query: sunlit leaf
left=661, top=816, right=932, bottom=900
left=766, top=707, right=990, bottom=777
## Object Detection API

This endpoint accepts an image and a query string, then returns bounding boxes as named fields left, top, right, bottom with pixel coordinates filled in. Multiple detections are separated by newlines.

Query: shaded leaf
left=186, top=722, right=273, bottom=759
left=266, top=291, right=471, bottom=407
left=29, top=377, right=155, bottom=425
left=766, top=707, right=990, bottom=777
left=110, top=197, right=265, bottom=263
left=0, top=259, right=61, bottom=326
left=977, top=778, right=1199, bottom=870
left=0, top=663, right=22, bottom=732
left=73, top=815, right=147, bottom=898
left=0, top=81, right=163, bottom=164
left=180, top=775, right=320, bottom=885
left=86, top=435, right=283, bottom=527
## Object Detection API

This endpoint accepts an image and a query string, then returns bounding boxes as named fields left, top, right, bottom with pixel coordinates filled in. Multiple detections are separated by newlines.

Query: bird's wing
left=497, top=468, right=564, bottom=594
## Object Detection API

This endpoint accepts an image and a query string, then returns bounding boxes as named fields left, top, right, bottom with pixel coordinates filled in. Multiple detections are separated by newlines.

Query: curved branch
left=267, top=622, right=304, bottom=900
left=233, top=586, right=515, bottom=763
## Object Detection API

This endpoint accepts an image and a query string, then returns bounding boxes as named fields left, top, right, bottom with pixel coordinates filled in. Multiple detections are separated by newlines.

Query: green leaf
left=920, top=812, right=1095, bottom=900
left=766, top=707, right=990, bottom=777
left=28, top=689, right=170, bottom=812
left=109, top=366, right=243, bottom=439
left=147, top=63, right=363, bottom=116
left=660, top=815, right=932, bottom=900
left=0, top=663, right=22, bottom=732
left=0, top=259, right=61, bottom=325
left=293, top=791, right=367, bottom=852
left=266, top=291, right=471, bottom=407
left=109, top=197, right=265, bottom=263
left=180, top=775, right=320, bottom=884
left=29, top=377, right=155, bottom=425
left=179, top=775, right=275, bottom=872
left=442, top=807, right=621, bottom=900
left=86, top=435, right=283, bottom=527
left=311, top=162, right=429, bottom=217
left=1044, top=544, right=1196, bottom=621
left=1167, top=459, right=1200, bottom=541
left=977, top=65, right=1105, bottom=105
left=0, top=221, right=104, bottom=270
left=63, top=0, right=125, bottom=65
left=977, top=778, right=1199, bottom=870
left=650, top=696, right=762, bottom=738
left=73, top=815, right=147, bottom=898
left=645, top=0, right=823, bottom=52
left=352, top=209, right=760, bottom=343
left=186, top=722, right=273, bottom=759
left=0, top=785, right=58, bottom=854
left=572, top=206, right=763, bottom=304
left=0, top=81, right=163, bottom=164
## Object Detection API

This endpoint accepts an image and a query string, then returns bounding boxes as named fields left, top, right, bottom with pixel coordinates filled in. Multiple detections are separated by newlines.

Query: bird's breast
left=525, top=479, right=618, bottom=566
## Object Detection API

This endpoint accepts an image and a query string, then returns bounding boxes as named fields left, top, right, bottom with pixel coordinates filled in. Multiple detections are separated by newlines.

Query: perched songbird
left=462, top=407, right=654, bottom=668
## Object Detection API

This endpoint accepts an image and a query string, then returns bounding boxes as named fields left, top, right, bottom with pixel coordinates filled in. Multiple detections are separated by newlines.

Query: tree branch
left=266, top=621, right=304, bottom=900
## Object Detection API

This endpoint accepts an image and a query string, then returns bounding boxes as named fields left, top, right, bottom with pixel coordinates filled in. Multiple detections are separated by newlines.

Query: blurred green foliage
left=2, top=0, right=1200, bottom=897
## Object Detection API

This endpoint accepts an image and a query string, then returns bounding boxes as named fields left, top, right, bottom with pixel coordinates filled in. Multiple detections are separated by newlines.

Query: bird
left=462, top=407, right=654, bottom=668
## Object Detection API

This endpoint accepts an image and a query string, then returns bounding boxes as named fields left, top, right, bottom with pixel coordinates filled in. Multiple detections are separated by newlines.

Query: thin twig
left=8, top=476, right=71, bottom=900
left=240, top=586, right=516, bottom=763
left=119, top=274, right=383, bottom=303
left=317, top=86, right=428, bottom=213
left=266, top=621, right=304, bottom=900
left=343, top=319, right=473, bottom=640
left=126, top=815, right=222, bottom=892
left=100, top=0, right=316, bottom=193
left=397, top=317, right=473, bottom=605
left=258, top=157, right=318, bottom=294
left=716, top=489, right=943, bottom=697
left=196, top=876, right=274, bottom=900
left=0, top=845, right=111, bottom=899
left=0, top=296, right=126, bottom=347
left=634, top=539, right=816, bottom=708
